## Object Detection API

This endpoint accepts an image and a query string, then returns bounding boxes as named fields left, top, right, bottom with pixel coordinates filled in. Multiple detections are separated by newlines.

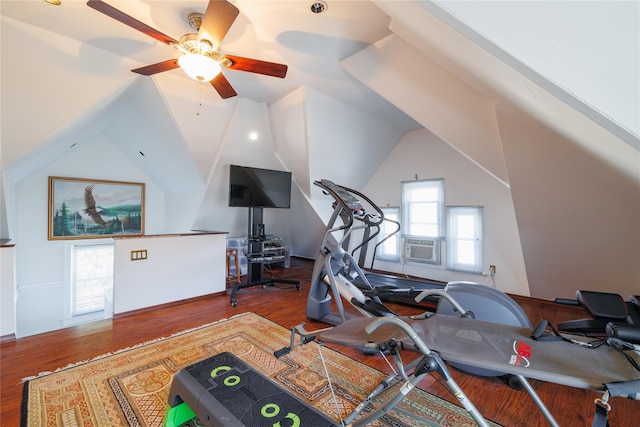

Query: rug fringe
left=21, top=312, right=252, bottom=383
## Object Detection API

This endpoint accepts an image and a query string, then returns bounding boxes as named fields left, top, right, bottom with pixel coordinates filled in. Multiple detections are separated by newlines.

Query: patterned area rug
left=22, top=313, right=496, bottom=426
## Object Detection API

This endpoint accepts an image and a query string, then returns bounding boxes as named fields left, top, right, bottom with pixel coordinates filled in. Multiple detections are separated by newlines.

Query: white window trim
left=401, top=178, right=444, bottom=239
left=376, top=206, right=401, bottom=262
left=445, top=206, right=483, bottom=273
left=63, top=239, right=114, bottom=326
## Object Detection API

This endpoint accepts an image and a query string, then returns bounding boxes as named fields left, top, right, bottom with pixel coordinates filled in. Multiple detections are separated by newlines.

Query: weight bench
left=278, top=290, right=640, bottom=427
left=557, top=290, right=640, bottom=342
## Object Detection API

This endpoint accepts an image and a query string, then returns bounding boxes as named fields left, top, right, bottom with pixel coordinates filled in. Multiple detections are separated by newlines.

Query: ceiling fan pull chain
left=196, top=81, right=202, bottom=116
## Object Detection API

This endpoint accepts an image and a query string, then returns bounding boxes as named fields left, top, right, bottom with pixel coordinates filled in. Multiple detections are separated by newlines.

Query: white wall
left=270, top=88, right=311, bottom=195
left=305, top=88, right=404, bottom=198
left=361, top=128, right=529, bottom=296
left=191, top=98, right=296, bottom=242
left=347, top=2, right=639, bottom=299
left=12, top=136, right=165, bottom=337
left=498, top=107, right=640, bottom=300
left=269, top=87, right=408, bottom=259
left=113, top=234, right=225, bottom=314
left=0, top=173, right=9, bottom=240
left=1, top=245, right=16, bottom=337
left=191, top=88, right=406, bottom=260
left=341, top=33, right=508, bottom=185
left=9, top=83, right=412, bottom=336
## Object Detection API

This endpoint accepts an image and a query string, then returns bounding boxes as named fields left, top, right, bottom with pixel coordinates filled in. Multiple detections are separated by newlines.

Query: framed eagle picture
left=48, top=177, right=145, bottom=240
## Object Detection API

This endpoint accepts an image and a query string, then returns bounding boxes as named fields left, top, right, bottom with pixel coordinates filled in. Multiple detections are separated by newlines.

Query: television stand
left=229, top=208, right=301, bottom=306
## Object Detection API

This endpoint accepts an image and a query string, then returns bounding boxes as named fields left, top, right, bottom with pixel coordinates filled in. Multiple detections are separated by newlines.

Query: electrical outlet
left=489, top=265, right=496, bottom=275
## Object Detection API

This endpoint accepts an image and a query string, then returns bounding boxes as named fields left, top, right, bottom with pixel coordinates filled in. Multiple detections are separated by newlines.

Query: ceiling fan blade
left=198, top=0, right=240, bottom=48
left=87, top=0, right=178, bottom=46
left=210, top=73, right=237, bottom=99
left=223, top=56, right=288, bottom=78
left=132, top=59, right=180, bottom=76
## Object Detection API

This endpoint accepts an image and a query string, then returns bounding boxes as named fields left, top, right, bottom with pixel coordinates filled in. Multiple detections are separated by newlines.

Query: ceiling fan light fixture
left=178, top=53, right=221, bottom=82
left=88, top=0, right=287, bottom=98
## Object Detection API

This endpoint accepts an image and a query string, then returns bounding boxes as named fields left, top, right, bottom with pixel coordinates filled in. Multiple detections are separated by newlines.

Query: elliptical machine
left=306, top=179, right=397, bottom=325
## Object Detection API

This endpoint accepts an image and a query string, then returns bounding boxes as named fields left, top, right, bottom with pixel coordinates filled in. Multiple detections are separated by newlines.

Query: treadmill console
left=318, top=179, right=380, bottom=223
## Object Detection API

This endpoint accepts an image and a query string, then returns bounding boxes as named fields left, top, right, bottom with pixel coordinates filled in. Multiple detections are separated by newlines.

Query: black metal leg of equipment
left=230, top=259, right=300, bottom=307
left=230, top=207, right=301, bottom=307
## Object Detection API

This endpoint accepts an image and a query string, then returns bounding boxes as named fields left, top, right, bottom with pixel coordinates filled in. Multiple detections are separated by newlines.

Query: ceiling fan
left=87, top=0, right=288, bottom=99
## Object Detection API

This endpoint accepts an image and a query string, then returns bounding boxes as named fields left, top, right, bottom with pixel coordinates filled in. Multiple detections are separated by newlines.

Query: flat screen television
left=228, top=165, right=292, bottom=209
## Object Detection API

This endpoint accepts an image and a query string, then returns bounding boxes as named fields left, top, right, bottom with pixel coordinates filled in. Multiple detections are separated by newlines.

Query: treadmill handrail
left=314, top=180, right=355, bottom=232
left=333, top=182, right=385, bottom=227
left=315, top=180, right=387, bottom=266
left=369, top=217, right=401, bottom=270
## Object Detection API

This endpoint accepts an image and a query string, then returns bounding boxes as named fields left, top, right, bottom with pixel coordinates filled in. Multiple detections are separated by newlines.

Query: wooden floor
left=2, top=257, right=638, bottom=426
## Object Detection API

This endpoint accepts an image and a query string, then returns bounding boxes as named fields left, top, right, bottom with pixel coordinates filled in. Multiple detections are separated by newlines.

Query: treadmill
left=312, top=179, right=446, bottom=308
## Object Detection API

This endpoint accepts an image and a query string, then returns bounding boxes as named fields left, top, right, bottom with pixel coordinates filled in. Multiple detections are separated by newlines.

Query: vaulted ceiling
left=2, top=1, right=637, bottom=173
left=2, top=0, right=638, bottom=300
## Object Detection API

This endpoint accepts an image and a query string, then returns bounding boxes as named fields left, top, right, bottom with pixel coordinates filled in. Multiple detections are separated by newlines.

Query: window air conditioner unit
left=404, top=238, right=439, bottom=264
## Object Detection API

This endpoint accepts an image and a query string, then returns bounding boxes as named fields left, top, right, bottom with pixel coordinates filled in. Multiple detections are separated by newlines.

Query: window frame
left=375, top=206, right=401, bottom=262
left=400, top=178, right=445, bottom=240
left=445, top=205, right=484, bottom=273
left=64, top=240, right=114, bottom=326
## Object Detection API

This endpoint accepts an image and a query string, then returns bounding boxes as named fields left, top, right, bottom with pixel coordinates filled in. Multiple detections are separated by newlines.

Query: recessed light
left=248, top=131, right=258, bottom=141
left=44, top=0, right=62, bottom=5
left=309, top=1, right=327, bottom=14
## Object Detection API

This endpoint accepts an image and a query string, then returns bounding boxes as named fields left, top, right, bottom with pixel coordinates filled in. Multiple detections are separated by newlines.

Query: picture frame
left=48, top=176, right=145, bottom=240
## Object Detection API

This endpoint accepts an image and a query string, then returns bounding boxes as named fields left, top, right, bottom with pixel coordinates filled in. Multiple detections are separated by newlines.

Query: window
left=376, top=207, right=401, bottom=260
left=446, top=206, right=483, bottom=272
left=401, top=179, right=444, bottom=238
left=71, top=243, right=114, bottom=316
left=396, top=180, right=485, bottom=272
